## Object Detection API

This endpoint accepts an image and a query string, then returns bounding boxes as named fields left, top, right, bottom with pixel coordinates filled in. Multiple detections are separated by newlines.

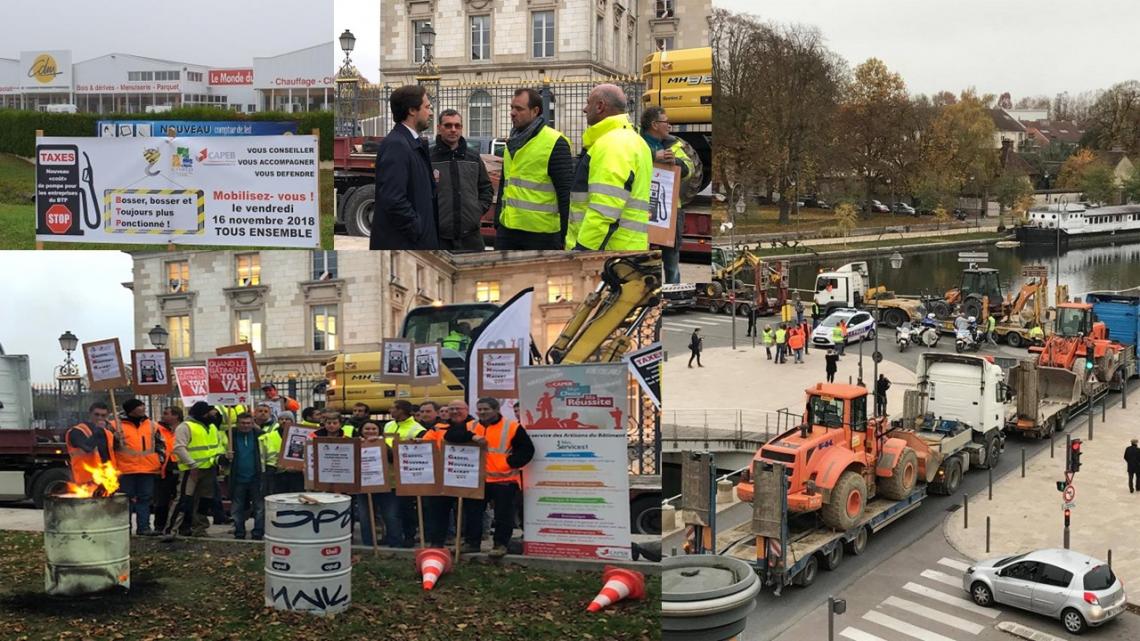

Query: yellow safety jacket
left=383, top=416, right=425, bottom=447
left=670, top=138, right=693, bottom=178
left=831, top=326, right=845, bottom=344
left=259, top=428, right=282, bottom=471
left=762, top=330, right=775, bottom=346
left=1028, top=326, right=1044, bottom=340
left=501, top=124, right=570, bottom=234
left=213, top=404, right=246, bottom=428
left=775, top=328, right=787, bottom=344
left=178, top=419, right=220, bottom=472
left=442, top=330, right=468, bottom=352
left=566, top=114, right=652, bottom=250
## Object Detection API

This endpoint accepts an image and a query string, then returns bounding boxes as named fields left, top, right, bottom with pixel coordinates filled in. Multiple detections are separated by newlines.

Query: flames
left=66, top=460, right=122, bottom=498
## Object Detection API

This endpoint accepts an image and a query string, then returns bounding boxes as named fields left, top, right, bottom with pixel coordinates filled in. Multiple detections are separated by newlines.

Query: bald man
left=565, top=83, right=652, bottom=250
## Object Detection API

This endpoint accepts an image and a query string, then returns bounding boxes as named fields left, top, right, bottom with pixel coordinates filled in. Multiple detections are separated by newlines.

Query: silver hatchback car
left=963, top=548, right=1126, bottom=634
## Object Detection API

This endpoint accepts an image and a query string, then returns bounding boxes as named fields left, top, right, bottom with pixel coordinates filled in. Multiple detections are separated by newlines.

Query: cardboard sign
left=358, top=441, right=392, bottom=493
left=440, top=442, right=486, bottom=500
left=82, top=338, right=128, bottom=391
left=413, top=343, right=442, bottom=386
left=174, top=366, right=208, bottom=406
left=477, top=348, right=519, bottom=398
left=205, top=356, right=251, bottom=405
left=276, top=424, right=317, bottom=471
left=394, top=440, right=441, bottom=496
left=648, top=162, right=681, bottom=247
left=130, top=348, right=172, bottom=395
left=310, top=437, right=360, bottom=493
left=379, top=339, right=413, bottom=383
left=215, top=343, right=260, bottom=388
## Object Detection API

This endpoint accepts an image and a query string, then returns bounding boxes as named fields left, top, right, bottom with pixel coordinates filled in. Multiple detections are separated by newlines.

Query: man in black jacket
left=1125, top=439, right=1140, bottom=493
left=371, top=84, right=439, bottom=249
left=495, top=88, right=573, bottom=250
left=431, top=110, right=494, bottom=251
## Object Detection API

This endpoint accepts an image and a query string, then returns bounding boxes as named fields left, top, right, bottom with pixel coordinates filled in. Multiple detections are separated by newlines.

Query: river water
left=787, top=239, right=1140, bottom=299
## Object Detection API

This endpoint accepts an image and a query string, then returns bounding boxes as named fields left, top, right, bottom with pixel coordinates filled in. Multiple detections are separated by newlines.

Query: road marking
left=882, top=596, right=985, bottom=634
left=862, top=610, right=960, bottom=641
left=678, top=317, right=727, bottom=325
left=663, top=322, right=711, bottom=330
left=902, top=582, right=999, bottom=618
left=839, top=627, right=890, bottom=641
left=938, top=558, right=972, bottom=572
left=921, top=569, right=964, bottom=588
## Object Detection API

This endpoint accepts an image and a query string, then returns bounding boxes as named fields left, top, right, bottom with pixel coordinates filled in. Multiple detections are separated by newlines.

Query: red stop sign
left=44, top=203, right=73, bottom=234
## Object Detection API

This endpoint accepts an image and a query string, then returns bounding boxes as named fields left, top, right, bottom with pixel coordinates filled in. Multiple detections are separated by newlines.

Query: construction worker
left=985, top=314, right=998, bottom=346
left=775, top=324, right=788, bottom=364
left=442, top=322, right=472, bottom=353
left=762, top=325, right=775, bottom=360
left=446, top=397, right=535, bottom=557
left=152, top=406, right=182, bottom=535
left=640, top=106, right=693, bottom=284
left=207, top=406, right=232, bottom=527
left=228, top=413, right=265, bottom=540
left=310, top=410, right=356, bottom=439
left=419, top=401, right=454, bottom=548
left=115, top=399, right=164, bottom=536
left=832, top=321, right=847, bottom=356
left=496, top=87, right=573, bottom=250
left=213, top=403, right=246, bottom=431
left=566, top=84, right=652, bottom=250
left=381, top=400, right=426, bottom=547
left=788, top=325, right=805, bottom=364
left=268, top=411, right=305, bottom=493
left=261, top=383, right=300, bottom=420
left=781, top=299, right=795, bottom=324
left=300, top=406, right=323, bottom=428
left=65, top=402, right=117, bottom=487
left=811, top=300, right=821, bottom=328
left=1028, top=322, right=1045, bottom=345
left=348, top=402, right=371, bottom=431
left=170, top=402, right=220, bottom=538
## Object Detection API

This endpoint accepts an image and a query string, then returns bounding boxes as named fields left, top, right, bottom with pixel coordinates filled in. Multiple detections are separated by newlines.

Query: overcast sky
left=0, top=252, right=134, bottom=382
left=334, top=0, right=380, bottom=83
left=1, top=0, right=332, bottom=68
left=715, top=0, right=1140, bottom=99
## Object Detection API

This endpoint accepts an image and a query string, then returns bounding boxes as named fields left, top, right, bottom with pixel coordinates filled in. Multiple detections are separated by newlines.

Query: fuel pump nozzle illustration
left=79, top=151, right=101, bottom=229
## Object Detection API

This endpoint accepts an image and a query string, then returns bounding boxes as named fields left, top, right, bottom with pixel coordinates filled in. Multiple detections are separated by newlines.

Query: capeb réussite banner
left=34, top=135, right=319, bottom=248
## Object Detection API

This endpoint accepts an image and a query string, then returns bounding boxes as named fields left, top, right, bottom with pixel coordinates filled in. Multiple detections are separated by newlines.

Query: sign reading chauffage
left=34, top=135, right=320, bottom=247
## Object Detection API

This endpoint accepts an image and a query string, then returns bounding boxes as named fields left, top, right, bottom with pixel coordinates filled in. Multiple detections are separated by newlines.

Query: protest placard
left=215, top=343, right=260, bottom=388
left=394, top=440, right=441, bottom=496
left=82, top=338, right=128, bottom=391
left=379, top=339, right=413, bottom=383
left=310, top=437, right=360, bottom=493
left=440, top=442, right=485, bottom=500
left=648, top=162, right=681, bottom=247
left=276, top=424, right=317, bottom=471
left=205, top=356, right=250, bottom=405
left=413, top=343, right=442, bottom=386
left=173, top=366, right=208, bottom=406
left=476, top=348, right=519, bottom=398
left=358, top=441, right=391, bottom=493
left=130, top=348, right=172, bottom=395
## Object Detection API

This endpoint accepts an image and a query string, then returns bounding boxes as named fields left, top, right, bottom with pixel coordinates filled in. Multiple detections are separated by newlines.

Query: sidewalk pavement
left=665, top=342, right=916, bottom=416
left=944, top=384, right=1140, bottom=604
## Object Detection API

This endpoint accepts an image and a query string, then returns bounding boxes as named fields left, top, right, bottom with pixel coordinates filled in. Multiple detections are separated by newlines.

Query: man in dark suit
left=371, top=84, right=440, bottom=249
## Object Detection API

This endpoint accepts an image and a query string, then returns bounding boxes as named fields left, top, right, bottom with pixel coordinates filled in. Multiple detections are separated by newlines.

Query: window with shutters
left=167, top=315, right=191, bottom=358
left=236, top=254, right=260, bottom=286
left=166, top=260, right=189, bottom=293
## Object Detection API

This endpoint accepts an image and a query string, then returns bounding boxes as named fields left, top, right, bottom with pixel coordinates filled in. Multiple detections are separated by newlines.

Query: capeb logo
left=197, top=147, right=237, bottom=166
left=143, top=148, right=161, bottom=176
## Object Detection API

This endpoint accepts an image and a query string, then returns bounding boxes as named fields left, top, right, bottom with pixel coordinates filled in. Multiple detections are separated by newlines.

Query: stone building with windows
left=641, top=0, right=711, bottom=53
left=125, top=250, right=632, bottom=378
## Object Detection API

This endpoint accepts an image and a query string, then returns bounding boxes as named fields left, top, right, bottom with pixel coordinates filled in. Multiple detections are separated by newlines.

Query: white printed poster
left=397, top=442, right=437, bottom=487
left=34, top=135, right=320, bottom=247
left=359, top=443, right=389, bottom=492
left=316, top=441, right=357, bottom=485
left=648, top=162, right=680, bottom=247
left=379, top=339, right=412, bottom=382
left=442, top=443, right=483, bottom=493
left=413, top=343, right=441, bottom=386
left=519, top=363, right=632, bottom=561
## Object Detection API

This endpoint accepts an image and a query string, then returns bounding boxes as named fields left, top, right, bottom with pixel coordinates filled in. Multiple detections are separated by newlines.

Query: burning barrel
left=43, top=493, right=130, bottom=596
left=264, top=493, right=353, bottom=615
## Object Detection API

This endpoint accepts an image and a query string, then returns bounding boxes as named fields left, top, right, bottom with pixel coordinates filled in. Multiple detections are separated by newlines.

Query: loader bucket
left=1008, top=362, right=1081, bottom=420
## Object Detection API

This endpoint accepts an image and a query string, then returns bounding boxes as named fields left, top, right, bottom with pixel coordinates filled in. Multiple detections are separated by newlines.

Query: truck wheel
left=846, top=527, right=870, bottom=556
left=795, top=555, right=819, bottom=587
left=942, top=458, right=963, bottom=494
left=343, top=186, right=375, bottom=237
left=820, top=471, right=865, bottom=531
left=879, top=448, right=918, bottom=500
left=708, top=301, right=721, bottom=314
left=882, top=308, right=907, bottom=329
left=1005, top=332, right=1023, bottom=348
left=30, top=467, right=72, bottom=509
left=821, top=543, right=844, bottom=571
left=978, top=433, right=1002, bottom=470
left=629, top=496, right=661, bottom=535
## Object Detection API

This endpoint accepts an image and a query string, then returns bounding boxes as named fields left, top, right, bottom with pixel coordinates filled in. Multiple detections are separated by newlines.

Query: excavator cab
left=951, top=268, right=1003, bottom=318
left=1054, top=305, right=1094, bottom=338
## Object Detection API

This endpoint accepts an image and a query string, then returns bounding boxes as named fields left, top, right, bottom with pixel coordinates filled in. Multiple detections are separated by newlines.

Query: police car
left=811, top=308, right=876, bottom=347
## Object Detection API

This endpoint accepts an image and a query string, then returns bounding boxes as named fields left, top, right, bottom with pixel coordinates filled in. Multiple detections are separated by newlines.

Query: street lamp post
left=147, top=325, right=168, bottom=416
left=416, top=22, right=440, bottom=115
left=335, top=29, right=360, bottom=137
left=870, top=252, right=905, bottom=408
left=55, top=331, right=80, bottom=428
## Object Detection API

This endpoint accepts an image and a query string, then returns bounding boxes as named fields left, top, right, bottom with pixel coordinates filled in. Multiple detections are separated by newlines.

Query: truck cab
left=815, top=262, right=870, bottom=312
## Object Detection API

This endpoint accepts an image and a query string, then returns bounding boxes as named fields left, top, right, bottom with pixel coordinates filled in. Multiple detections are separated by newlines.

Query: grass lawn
left=752, top=230, right=1001, bottom=257
left=0, top=153, right=334, bottom=250
left=0, top=530, right=659, bottom=641
left=711, top=202, right=973, bottom=235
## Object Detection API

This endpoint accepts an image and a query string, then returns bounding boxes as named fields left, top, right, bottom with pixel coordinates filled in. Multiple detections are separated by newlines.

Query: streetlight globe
left=58, top=330, right=78, bottom=353
left=339, top=29, right=356, bottom=54
left=148, top=324, right=169, bottom=349
left=420, top=22, right=436, bottom=48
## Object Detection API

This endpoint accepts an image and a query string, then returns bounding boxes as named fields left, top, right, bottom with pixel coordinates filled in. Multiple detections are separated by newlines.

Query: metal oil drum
left=43, top=493, right=130, bottom=596
left=264, top=492, right=353, bottom=615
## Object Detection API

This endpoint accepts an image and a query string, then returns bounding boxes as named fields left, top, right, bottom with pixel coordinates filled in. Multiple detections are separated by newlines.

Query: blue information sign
left=96, top=120, right=298, bottom=138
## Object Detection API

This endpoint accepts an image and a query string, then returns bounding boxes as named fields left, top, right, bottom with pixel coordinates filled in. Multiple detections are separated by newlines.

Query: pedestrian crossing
left=663, top=312, right=740, bottom=332
left=837, top=557, right=1003, bottom=641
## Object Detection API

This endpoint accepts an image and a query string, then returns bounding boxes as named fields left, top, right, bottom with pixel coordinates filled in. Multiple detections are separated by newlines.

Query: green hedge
left=0, top=107, right=333, bottom=160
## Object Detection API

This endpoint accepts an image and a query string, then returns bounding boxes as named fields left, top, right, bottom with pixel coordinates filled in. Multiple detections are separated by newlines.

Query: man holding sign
left=446, top=397, right=535, bottom=557
left=382, top=400, right=426, bottom=547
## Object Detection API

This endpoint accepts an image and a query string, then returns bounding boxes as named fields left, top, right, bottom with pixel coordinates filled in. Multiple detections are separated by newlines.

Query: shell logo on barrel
left=271, top=545, right=291, bottom=556
left=320, top=546, right=341, bottom=557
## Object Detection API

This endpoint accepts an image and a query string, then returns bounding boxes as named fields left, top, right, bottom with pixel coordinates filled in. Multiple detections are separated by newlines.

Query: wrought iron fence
left=354, top=79, right=645, bottom=150
left=32, top=375, right=330, bottom=430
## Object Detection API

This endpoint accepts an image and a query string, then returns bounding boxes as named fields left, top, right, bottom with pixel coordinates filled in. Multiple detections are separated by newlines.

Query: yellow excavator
left=324, top=253, right=663, bottom=413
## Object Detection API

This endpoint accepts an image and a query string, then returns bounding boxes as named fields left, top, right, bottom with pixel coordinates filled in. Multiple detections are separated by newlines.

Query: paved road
left=663, top=309, right=1028, bottom=374
left=768, top=523, right=1140, bottom=641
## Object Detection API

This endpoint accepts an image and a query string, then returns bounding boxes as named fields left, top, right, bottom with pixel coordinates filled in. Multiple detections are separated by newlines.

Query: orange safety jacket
left=157, top=424, right=178, bottom=478
left=116, top=417, right=162, bottom=475
left=66, top=422, right=116, bottom=485
left=421, top=420, right=450, bottom=447
left=788, top=329, right=805, bottom=350
left=472, top=417, right=521, bottom=487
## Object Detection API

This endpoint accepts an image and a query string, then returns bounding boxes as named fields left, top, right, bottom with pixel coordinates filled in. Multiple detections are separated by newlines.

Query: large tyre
left=821, top=543, right=844, bottom=571
left=820, top=471, right=866, bottom=531
left=343, top=186, right=375, bottom=238
left=845, top=526, right=869, bottom=556
left=795, top=555, right=819, bottom=587
left=942, top=457, right=963, bottom=495
left=629, top=496, right=661, bottom=535
left=963, top=297, right=984, bottom=320
left=1005, top=331, right=1023, bottom=348
left=978, top=433, right=1002, bottom=470
left=882, top=308, right=907, bottom=329
left=879, top=448, right=918, bottom=500
left=30, top=467, right=72, bottom=509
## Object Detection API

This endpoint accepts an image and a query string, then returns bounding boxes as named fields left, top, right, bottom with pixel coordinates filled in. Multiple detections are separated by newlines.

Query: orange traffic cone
left=587, top=566, right=646, bottom=612
left=415, top=548, right=452, bottom=591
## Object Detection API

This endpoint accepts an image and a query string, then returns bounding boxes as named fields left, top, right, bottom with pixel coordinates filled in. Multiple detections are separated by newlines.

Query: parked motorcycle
left=955, top=327, right=981, bottom=353
left=896, top=322, right=919, bottom=352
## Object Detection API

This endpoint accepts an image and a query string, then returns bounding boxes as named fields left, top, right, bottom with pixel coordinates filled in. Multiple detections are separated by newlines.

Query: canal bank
left=754, top=231, right=1001, bottom=266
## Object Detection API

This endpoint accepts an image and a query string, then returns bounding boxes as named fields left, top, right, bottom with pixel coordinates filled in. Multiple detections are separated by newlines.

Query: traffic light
left=1068, top=439, right=1083, bottom=473
left=1064, top=508, right=1071, bottom=527
left=1085, top=358, right=1094, bottom=371
left=1056, top=481, right=1066, bottom=492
